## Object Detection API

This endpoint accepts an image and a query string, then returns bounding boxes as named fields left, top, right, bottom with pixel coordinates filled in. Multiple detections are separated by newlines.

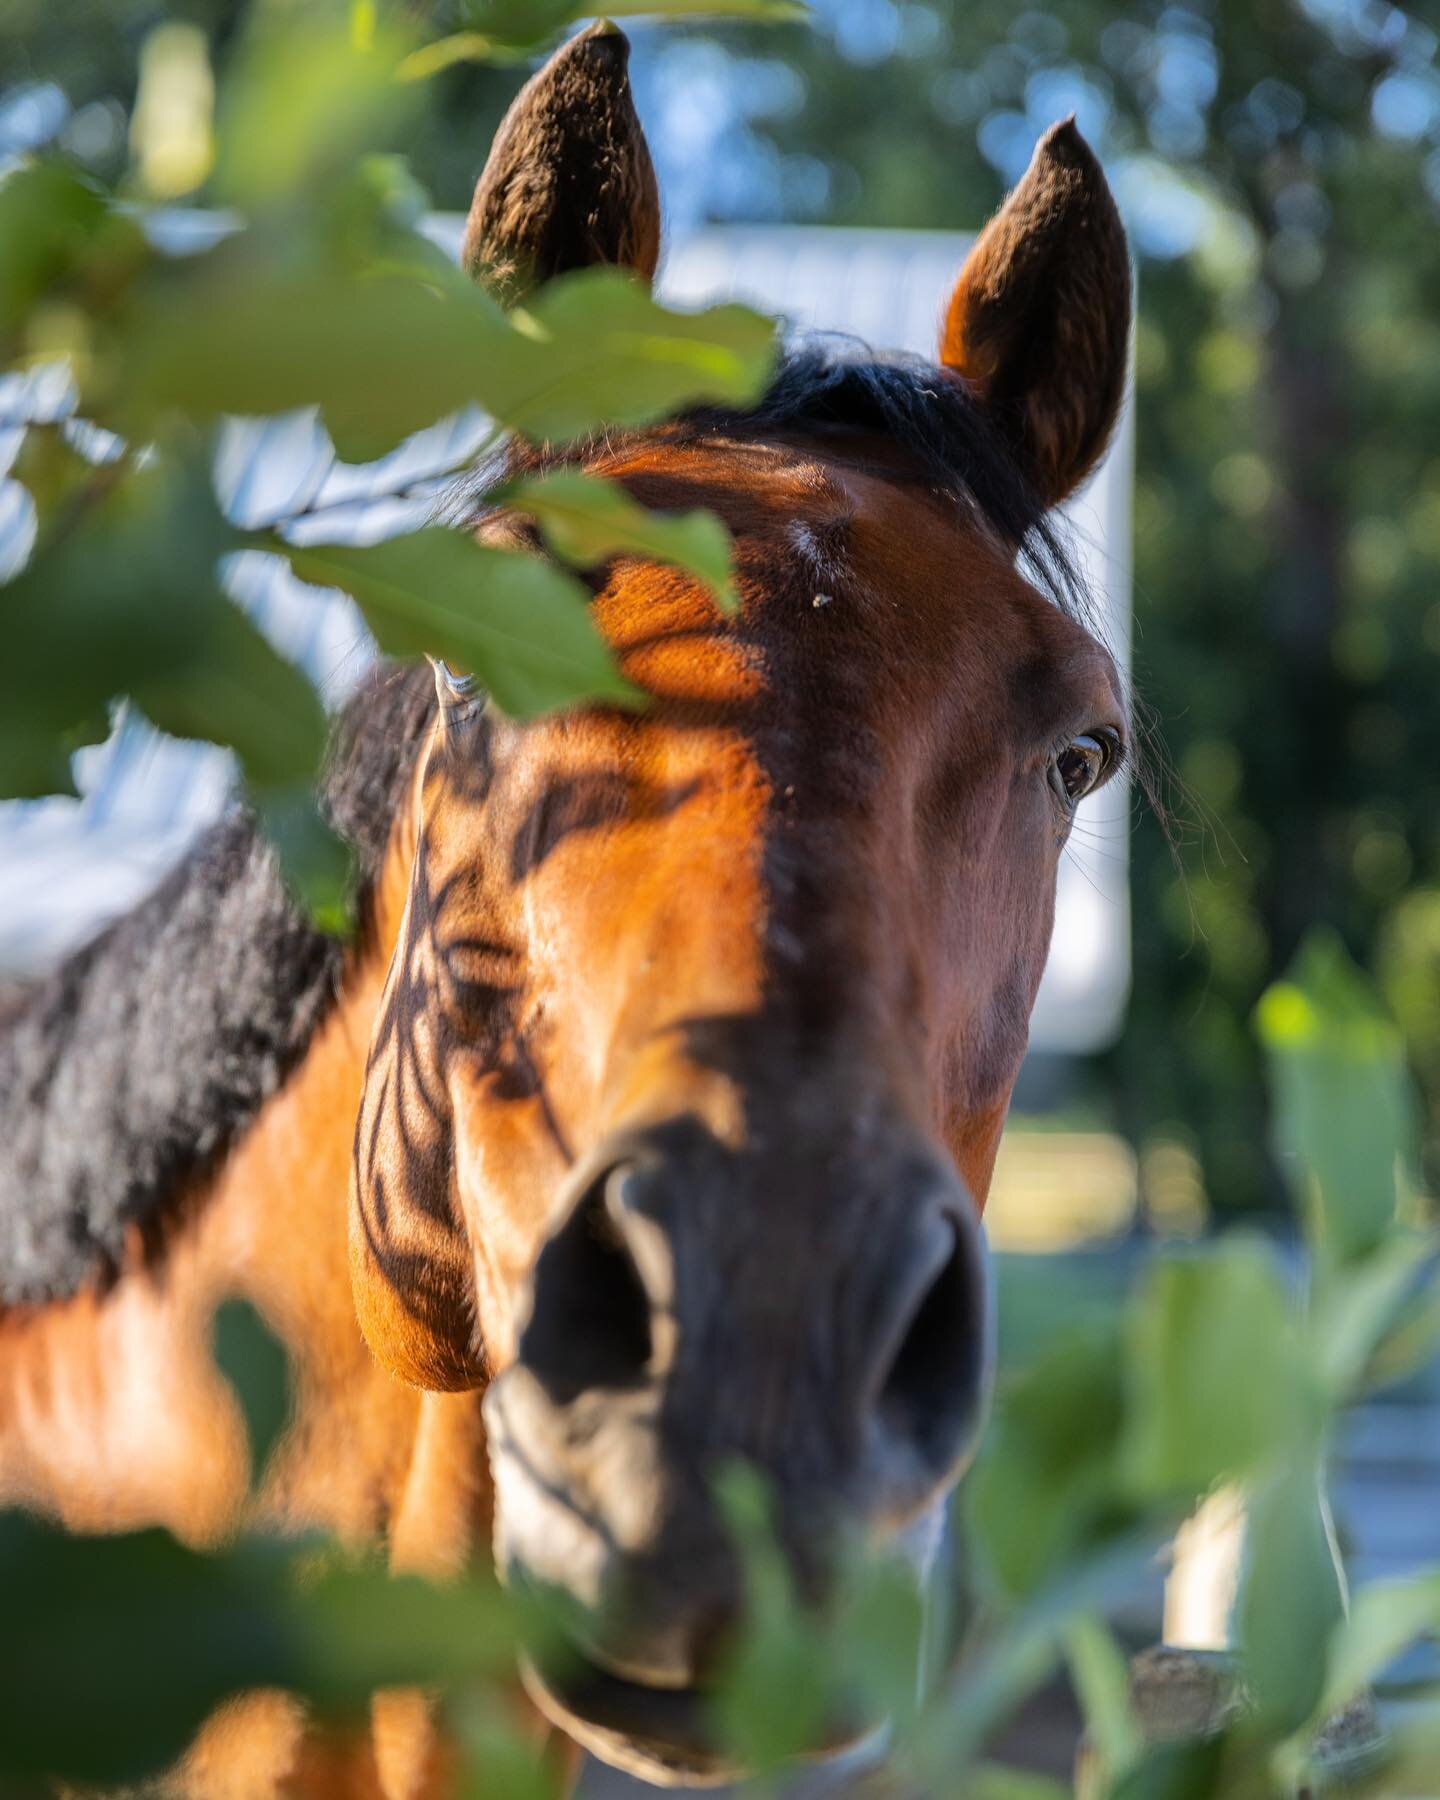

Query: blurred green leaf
left=122, top=251, right=777, bottom=463
left=212, top=1299, right=291, bottom=1493
left=994, top=1251, right=1136, bottom=1372
left=211, top=13, right=421, bottom=207
left=1341, top=1705, right=1440, bottom=1798
left=0, top=1521, right=304, bottom=1783
left=0, top=1514, right=530, bottom=1786
left=281, top=529, right=641, bottom=718
left=915, top=1528, right=1168, bottom=1778
left=1257, top=932, right=1418, bottom=1267
left=0, top=158, right=107, bottom=346
left=134, top=593, right=350, bottom=927
left=438, top=0, right=808, bottom=59
left=1237, top=1464, right=1346, bottom=1736
left=253, top=787, right=354, bottom=938
left=1065, top=1616, right=1143, bottom=1788
left=1317, top=1568, right=1440, bottom=1722
left=602, top=0, right=810, bottom=17
left=449, top=1687, right=563, bottom=1800
left=968, top=1768, right=1072, bottom=1800
left=1105, top=1738, right=1230, bottom=1800
left=710, top=1464, right=831, bottom=1773
left=1308, top=1230, right=1434, bottom=1398
left=120, top=253, right=504, bottom=462
left=1362, top=1283, right=1440, bottom=1394
left=503, top=269, right=778, bottom=443
left=968, top=1321, right=1133, bottom=1600
left=0, top=457, right=230, bottom=795
left=1120, top=1243, right=1317, bottom=1499
left=502, top=468, right=739, bottom=611
left=0, top=456, right=349, bottom=921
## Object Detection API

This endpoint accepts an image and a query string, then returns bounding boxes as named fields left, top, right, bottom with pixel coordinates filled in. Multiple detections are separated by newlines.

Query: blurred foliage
left=0, top=0, right=783, bottom=924
left=3, top=935, right=1439, bottom=1794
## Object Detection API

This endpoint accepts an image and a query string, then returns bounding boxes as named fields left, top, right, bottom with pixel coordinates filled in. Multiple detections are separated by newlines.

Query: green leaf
left=120, top=254, right=507, bottom=462
left=122, top=252, right=778, bottom=463
left=0, top=1514, right=529, bottom=1785
left=968, top=1321, right=1135, bottom=1600
left=1237, top=1463, right=1346, bottom=1735
left=967, top=1768, right=1072, bottom=1800
left=135, top=592, right=327, bottom=793
left=212, top=1299, right=292, bottom=1493
left=1120, top=1242, right=1317, bottom=1500
left=709, top=1465, right=831, bottom=1773
left=398, top=32, right=532, bottom=79
left=0, top=157, right=108, bottom=346
left=503, top=269, right=779, bottom=442
left=1307, top=1230, right=1433, bottom=1398
left=0, top=459, right=232, bottom=797
left=132, top=592, right=350, bottom=926
left=444, top=0, right=807, bottom=57
left=1338, top=1705, right=1440, bottom=1797
left=1256, top=931, right=1418, bottom=1267
left=1317, top=1567, right=1440, bottom=1721
left=1105, top=1738, right=1230, bottom=1800
left=0, top=458, right=348, bottom=923
left=501, top=469, right=739, bottom=611
left=281, top=529, right=642, bottom=718
left=253, top=787, right=354, bottom=938
left=210, top=13, right=421, bottom=207
left=913, top=1529, right=1168, bottom=1779
left=0, top=1520, right=304, bottom=1783
left=1065, top=1616, right=1143, bottom=1788
left=601, top=0, right=809, bottom=17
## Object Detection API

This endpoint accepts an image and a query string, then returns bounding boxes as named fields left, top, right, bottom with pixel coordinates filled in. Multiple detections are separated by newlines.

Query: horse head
left=349, top=22, right=1131, bottom=1781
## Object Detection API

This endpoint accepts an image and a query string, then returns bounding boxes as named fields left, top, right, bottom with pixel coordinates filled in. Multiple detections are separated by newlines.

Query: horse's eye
left=1052, top=732, right=1114, bottom=805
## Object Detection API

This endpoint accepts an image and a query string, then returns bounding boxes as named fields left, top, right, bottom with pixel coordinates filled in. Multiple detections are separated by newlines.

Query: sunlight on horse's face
left=347, top=19, right=1131, bottom=1781
left=353, top=438, right=1124, bottom=1780
left=426, top=439, right=1125, bottom=1363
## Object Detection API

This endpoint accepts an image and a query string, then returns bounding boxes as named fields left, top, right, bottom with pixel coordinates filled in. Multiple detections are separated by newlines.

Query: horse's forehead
left=595, top=436, right=1033, bottom=621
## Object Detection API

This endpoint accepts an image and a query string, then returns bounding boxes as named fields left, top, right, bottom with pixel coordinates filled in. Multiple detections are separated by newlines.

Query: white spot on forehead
left=788, top=517, right=851, bottom=589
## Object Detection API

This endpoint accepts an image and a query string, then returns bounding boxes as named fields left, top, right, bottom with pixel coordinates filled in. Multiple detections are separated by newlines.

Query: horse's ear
left=939, top=119, right=1131, bottom=508
left=462, top=20, right=661, bottom=307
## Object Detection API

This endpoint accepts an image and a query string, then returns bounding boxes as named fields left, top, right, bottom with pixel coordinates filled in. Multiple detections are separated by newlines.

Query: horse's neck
left=0, top=814, right=489, bottom=1570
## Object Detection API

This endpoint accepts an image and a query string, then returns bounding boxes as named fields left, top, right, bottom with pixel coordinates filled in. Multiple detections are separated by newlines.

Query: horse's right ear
left=939, top=119, right=1131, bottom=508
left=462, top=20, right=661, bottom=307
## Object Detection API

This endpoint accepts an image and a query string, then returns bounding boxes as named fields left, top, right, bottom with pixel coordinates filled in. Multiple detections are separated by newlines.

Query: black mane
left=0, top=344, right=1091, bottom=1306
left=0, top=663, right=435, bottom=1305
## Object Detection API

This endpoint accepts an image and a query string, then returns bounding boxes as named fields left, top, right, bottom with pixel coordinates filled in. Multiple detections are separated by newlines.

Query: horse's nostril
left=876, top=1211, right=987, bottom=1476
left=519, top=1164, right=654, bottom=1404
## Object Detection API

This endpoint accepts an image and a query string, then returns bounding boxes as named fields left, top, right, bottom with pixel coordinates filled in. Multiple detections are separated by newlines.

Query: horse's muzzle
left=482, top=1115, right=991, bottom=1778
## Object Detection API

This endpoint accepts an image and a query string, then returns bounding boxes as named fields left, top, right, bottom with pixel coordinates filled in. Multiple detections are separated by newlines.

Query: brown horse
left=0, top=22, right=1131, bottom=1792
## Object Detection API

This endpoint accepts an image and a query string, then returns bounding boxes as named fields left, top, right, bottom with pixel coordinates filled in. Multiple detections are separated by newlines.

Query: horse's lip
left=519, top=1646, right=874, bottom=1787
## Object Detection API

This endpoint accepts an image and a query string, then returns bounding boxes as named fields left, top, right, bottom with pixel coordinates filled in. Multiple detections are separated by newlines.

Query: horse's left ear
left=939, top=119, right=1131, bottom=508
left=462, top=20, right=661, bottom=307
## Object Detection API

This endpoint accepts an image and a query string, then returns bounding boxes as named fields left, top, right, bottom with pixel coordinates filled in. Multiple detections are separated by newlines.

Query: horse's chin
left=519, top=1650, right=877, bottom=1788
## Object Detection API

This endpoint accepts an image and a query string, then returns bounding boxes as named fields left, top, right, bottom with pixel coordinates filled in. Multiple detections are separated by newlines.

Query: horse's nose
left=514, top=1121, right=990, bottom=1520
left=860, top=1185, right=992, bottom=1515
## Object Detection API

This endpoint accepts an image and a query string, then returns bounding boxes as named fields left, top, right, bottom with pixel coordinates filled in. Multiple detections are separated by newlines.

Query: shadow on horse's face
left=348, top=21, right=1131, bottom=1783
